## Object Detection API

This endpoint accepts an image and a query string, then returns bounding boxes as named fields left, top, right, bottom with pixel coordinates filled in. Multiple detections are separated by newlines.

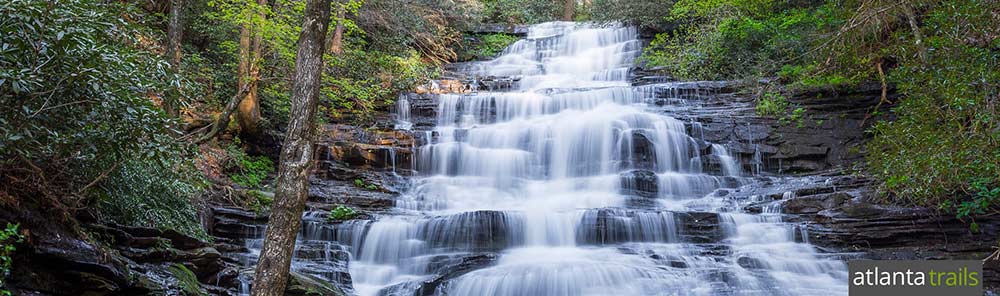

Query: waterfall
left=239, top=21, right=849, bottom=296
left=712, top=144, right=741, bottom=176
left=393, top=94, right=412, bottom=130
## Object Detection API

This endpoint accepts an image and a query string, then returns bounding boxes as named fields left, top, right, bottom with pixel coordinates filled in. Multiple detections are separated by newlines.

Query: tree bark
left=237, top=16, right=252, bottom=127
left=165, top=0, right=184, bottom=116
left=249, top=0, right=331, bottom=294
left=563, top=0, right=574, bottom=21
left=167, top=0, right=183, bottom=67
left=900, top=1, right=926, bottom=63
left=328, top=4, right=345, bottom=54
left=237, top=0, right=268, bottom=139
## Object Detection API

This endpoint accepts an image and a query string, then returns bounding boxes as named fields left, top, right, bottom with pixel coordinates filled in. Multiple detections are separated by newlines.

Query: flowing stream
left=243, top=21, right=850, bottom=296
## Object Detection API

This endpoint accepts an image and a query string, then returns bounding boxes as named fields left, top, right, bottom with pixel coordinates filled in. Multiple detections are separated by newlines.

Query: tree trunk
left=238, top=0, right=267, bottom=139
left=165, top=0, right=184, bottom=116
left=249, top=0, right=331, bottom=294
left=563, top=0, right=574, bottom=21
left=237, top=18, right=252, bottom=130
left=328, top=4, right=345, bottom=54
left=900, top=1, right=927, bottom=63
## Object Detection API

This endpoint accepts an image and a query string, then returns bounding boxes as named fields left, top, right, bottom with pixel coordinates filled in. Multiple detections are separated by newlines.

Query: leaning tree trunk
left=563, top=0, right=574, bottom=21
left=238, top=0, right=268, bottom=139
left=165, top=0, right=183, bottom=116
left=249, top=0, right=331, bottom=294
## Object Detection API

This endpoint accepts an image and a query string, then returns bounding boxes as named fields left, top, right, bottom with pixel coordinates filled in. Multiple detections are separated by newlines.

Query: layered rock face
left=0, top=208, right=244, bottom=296
left=239, top=22, right=862, bottom=296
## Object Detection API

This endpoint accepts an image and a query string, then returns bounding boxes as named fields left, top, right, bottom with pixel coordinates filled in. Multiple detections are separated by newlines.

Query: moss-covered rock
left=285, top=272, right=347, bottom=296
left=167, top=263, right=206, bottom=296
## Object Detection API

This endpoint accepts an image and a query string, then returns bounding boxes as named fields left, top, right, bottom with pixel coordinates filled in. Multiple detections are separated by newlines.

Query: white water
left=266, top=22, right=848, bottom=296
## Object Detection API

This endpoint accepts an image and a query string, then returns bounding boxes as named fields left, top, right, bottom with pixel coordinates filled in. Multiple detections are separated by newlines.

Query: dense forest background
left=0, top=0, right=997, bottom=293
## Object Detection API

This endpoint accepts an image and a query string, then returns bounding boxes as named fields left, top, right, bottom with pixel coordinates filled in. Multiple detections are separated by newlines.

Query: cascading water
left=394, top=94, right=413, bottom=130
left=241, top=21, right=849, bottom=296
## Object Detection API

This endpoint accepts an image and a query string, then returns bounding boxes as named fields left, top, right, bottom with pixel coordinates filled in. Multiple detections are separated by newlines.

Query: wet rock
left=4, top=217, right=241, bottom=296
left=308, top=178, right=396, bottom=210
left=620, top=170, right=658, bottom=198
left=411, top=253, right=499, bottom=296
left=10, top=238, right=131, bottom=295
left=398, top=92, right=438, bottom=129
left=314, top=124, right=416, bottom=174
left=421, top=211, right=522, bottom=252
left=810, top=201, right=1000, bottom=251
left=677, top=212, right=725, bottom=243
left=737, top=257, right=766, bottom=269
left=211, top=207, right=267, bottom=240
left=780, top=192, right=852, bottom=215
left=646, top=82, right=887, bottom=174
left=622, top=131, right=657, bottom=170
left=578, top=209, right=680, bottom=245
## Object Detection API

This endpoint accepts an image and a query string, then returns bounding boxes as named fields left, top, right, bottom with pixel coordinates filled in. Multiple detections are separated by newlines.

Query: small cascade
left=393, top=95, right=412, bottom=130
left=711, top=144, right=741, bottom=176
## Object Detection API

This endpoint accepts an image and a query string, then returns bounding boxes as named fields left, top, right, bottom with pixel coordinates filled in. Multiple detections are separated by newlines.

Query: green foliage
left=225, top=142, right=274, bottom=189
left=0, top=224, right=23, bottom=295
left=168, top=263, right=205, bottom=296
left=0, top=0, right=207, bottom=241
left=866, top=0, right=1000, bottom=215
left=479, top=0, right=560, bottom=26
left=777, top=64, right=858, bottom=89
left=95, top=159, right=208, bottom=240
left=246, top=190, right=273, bottom=214
left=755, top=92, right=789, bottom=117
left=779, top=107, right=807, bottom=128
left=356, top=0, right=475, bottom=64
left=460, top=33, right=519, bottom=61
left=328, top=205, right=358, bottom=221
left=589, top=0, right=675, bottom=29
left=323, top=49, right=436, bottom=123
left=641, top=1, right=830, bottom=81
left=353, top=179, right=378, bottom=191
left=942, top=179, right=1000, bottom=232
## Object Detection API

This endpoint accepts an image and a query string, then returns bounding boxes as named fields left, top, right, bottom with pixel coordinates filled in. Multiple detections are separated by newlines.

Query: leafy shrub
left=640, top=1, right=828, bottom=81
left=94, top=159, right=208, bottom=240
left=323, top=49, right=436, bottom=123
left=225, top=141, right=274, bottom=189
left=246, top=190, right=273, bottom=214
left=460, top=33, right=519, bottom=61
left=787, top=107, right=806, bottom=128
left=0, top=224, right=23, bottom=295
left=479, top=0, right=560, bottom=25
left=755, top=92, right=789, bottom=117
left=328, top=205, right=358, bottom=221
left=356, top=0, right=475, bottom=64
left=0, top=0, right=206, bottom=241
left=942, top=179, right=1000, bottom=232
left=777, top=64, right=859, bottom=89
left=589, top=0, right=675, bottom=29
left=353, top=179, right=378, bottom=191
left=866, top=1, right=999, bottom=214
left=230, top=155, right=273, bottom=188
